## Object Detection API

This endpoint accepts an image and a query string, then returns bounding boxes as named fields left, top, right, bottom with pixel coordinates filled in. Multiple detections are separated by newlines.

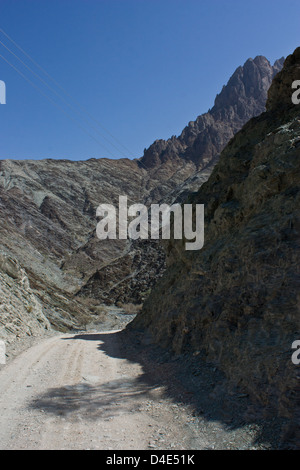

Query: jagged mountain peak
left=140, top=55, right=284, bottom=170
left=213, top=55, right=280, bottom=110
left=132, top=47, right=300, bottom=448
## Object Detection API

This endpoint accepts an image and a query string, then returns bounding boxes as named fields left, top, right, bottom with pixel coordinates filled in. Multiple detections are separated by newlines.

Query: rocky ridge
left=131, top=48, right=300, bottom=448
left=140, top=56, right=284, bottom=200
left=0, top=56, right=283, bottom=340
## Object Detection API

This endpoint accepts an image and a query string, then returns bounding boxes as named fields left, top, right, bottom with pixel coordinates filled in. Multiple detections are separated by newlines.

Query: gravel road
left=0, top=329, right=276, bottom=450
left=0, top=331, right=204, bottom=450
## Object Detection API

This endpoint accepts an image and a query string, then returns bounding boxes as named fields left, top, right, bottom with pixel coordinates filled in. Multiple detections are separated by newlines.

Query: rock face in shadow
left=0, top=56, right=283, bottom=332
left=267, top=48, right=300, bottom=111
left=131, top=48, right=300, bottom=448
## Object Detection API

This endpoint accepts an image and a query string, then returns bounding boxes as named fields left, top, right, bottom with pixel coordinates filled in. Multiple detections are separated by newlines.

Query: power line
left=1, top=50, right=189, bottom=207
left=0, top=27, right=135, bottom=159
left=0, top=28, right=187, bottom=205
left=0, top=38, right=134, bottom=158
left=0, top=52, right=121, bottom=159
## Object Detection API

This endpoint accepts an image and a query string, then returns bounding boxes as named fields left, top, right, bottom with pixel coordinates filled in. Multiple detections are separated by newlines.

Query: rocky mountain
left=0, top=55, right=283, bottom=337
left=140, top=56, right=284, bottom=201
left=131, top=48, right=300, bottom=448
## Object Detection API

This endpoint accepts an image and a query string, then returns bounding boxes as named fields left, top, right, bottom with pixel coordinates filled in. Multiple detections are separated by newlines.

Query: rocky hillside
left=0, top=55, right=283, bottom=335
left=0, top=252, right=51, bottom=361
left=140, top=56, right=284, bottom=201
left=131, top=48, right=300, bottom=448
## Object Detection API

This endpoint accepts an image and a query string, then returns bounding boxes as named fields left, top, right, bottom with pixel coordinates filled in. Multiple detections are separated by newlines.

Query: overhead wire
left=0, top=52, right=120, bottom=159
left=0, top=29, right=189, bottom=211
left=0, top=27, right=135, bottom=158
left=0, top=28, right=134, bottom=159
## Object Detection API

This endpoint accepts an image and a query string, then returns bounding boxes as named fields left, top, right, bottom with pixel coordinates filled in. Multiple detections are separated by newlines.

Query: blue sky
left=0, top=0, right=299, bottom=161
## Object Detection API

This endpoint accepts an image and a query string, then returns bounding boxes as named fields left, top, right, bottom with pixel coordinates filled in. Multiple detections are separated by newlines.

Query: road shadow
left=29, top=328, right=292, bottom=449
left=29, top=375, right=154, bottom=421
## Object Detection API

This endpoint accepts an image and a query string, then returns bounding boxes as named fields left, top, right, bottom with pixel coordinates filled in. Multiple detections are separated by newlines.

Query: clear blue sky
left=0, top=0, right=299, bottom=161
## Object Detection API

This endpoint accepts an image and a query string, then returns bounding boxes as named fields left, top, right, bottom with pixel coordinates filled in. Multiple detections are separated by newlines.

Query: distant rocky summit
left=131, top=48, right=300, bottom=448
left=142, top=56, right=284, bottom=170
left=0, top=55, right=283, bottom=340
left=140, top=56, right=284, bottom=201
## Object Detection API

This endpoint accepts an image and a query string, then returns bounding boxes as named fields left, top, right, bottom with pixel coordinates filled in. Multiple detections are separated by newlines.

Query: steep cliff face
left=139, top=56, right=283, bottom=206
left=0, top=252, right=51, bottom=359
left=0, top=55, right=283, bottom=329
left=131, top=49, right=300, bottom=446
left=140, top=57, right=284, bottom=190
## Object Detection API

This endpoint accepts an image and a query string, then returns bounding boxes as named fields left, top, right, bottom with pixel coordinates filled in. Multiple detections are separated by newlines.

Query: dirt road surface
left=0, top=330, right=270, bottom=450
